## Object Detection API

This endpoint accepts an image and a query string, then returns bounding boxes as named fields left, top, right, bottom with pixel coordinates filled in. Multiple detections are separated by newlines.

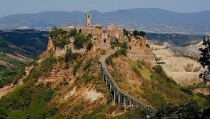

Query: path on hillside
left=100, top=49, right=153, bottom=109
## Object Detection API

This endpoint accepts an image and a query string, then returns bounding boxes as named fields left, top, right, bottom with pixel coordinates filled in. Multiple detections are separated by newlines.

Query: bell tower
left=86, top=13, right=91, bottom=27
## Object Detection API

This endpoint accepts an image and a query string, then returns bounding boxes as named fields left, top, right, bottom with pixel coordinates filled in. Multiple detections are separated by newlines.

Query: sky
left=0, top=0, right=210, bottom=17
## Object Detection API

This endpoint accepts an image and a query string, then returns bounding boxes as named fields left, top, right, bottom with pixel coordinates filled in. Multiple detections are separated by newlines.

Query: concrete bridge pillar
left=109, top=83, right=112, bottom=92
left=101, top=66, right=103, bottom=75
left=123, top=95, right=126, bottom=107
left=129, top=100, right=132, bottom=107
left=105, top=76, right=108, bottom=85
left=118, top=93, right=121, bottom=104
left=113, top=89, right=116, bottom=103
left=103, top=73, right=106, bottom=81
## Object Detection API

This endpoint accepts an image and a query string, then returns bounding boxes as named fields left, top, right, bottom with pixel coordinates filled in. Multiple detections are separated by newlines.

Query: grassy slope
left=0, top=29, right=208, bottom=118
left=0, top=30, right=48, bottom=87
left=109, top=57, right=210, bottom=109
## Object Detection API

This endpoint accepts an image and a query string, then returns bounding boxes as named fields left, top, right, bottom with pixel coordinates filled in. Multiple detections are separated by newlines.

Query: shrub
left=53, top=36, right=69, bottom=48
left=83, top=60, right=93, bottom=71
left=123, top=29, right=129, bottom=36
left=69, top=29, right=77, bottom=37
left=133, top=30, right=146, bottom=37
left=86, top=42, right=93, bottom=51
left=155, top=101, right=200, bottom=119
left=39, top=89, right=55, bottom=102
left=125, top=107, right=151, bottom=119
left=180, top=87, right=193, bottom=95
left=0, top=107, right=8, bottom=119
left=28, top=56, right=55, bottom=80
left=73, top=60, right=83, bottom=76
left=50, top=27, right=69, bottom=48
left=6, top=86, right=32, bottom=110
left=64, top=48, right=72, bottom=63
left=132, top=65, right=142, bottom=77
left=74, top=34, right=87, bottom=49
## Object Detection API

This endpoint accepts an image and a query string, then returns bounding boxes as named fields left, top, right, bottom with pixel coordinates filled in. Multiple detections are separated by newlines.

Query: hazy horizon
left=0, top=0, right=210, bottom=17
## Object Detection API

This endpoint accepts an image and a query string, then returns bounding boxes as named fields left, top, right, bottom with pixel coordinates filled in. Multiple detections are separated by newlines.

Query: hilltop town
left=46, top=13, right=155, bottom=64
left=0, top=13, right=209, bottom=119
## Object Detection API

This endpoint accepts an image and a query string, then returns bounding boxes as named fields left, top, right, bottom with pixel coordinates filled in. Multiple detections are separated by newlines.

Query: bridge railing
left=100, top=50, right=153, bottom=109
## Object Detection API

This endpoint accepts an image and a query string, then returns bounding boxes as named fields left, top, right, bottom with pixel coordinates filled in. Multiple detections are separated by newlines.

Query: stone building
left=66, top=13, right=125, bottom=49
left=86, top=13, right=92, bottom=27
left=107, top=24, right=123, bottom=40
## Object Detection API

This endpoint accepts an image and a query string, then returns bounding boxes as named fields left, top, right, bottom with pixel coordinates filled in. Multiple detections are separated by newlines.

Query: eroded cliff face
left=149, top=41, right=203, bottom=86
left=127, top=37, right=155, bottom=67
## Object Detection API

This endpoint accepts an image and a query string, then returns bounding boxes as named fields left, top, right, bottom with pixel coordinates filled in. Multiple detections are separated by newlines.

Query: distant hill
left=0, top=29, right=48, bottom=58
left=0, top=29, right=48, bottom=87
left=0, top=8, right=210, bottom=35
left=146, top=33, right=202, bottom=46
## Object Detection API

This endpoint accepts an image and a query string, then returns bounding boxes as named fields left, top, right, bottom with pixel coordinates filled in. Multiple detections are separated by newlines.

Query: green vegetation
left=0, top=66, right=25, bottom=87
left=95, top=26, right=102, bottom=29
left=73, top=60, right=83, bottom=76
left=50, top=27, right=70, bottom=48
left=0, top=29, right=48, bottom=89
left=0, top=28, right=209, bottom=119
left=64, top=48, right=72, bottom=63
left=82, top=104, right=153, bottom=119
left=108, top=56, right=210, bottom=118
left=111, top=40, right=127, bottom=49
left=123, top=29, right=129, bottom=36
left=0, top=54, right=27, bottom=87
left=106, top=47, right=128, bottom=66
left=0, top=53, right=57, bottom=118
left=86, top=42, right=93, bottom=51
left=25, top=56, right=55, bottom=81
left=65, top=49, right=81, bottom=64
left=106, top=41, right=128, bottom=65
left=74, top=34, right=91, bottom=49
left=0, top=29, right=48, bottom=57
left=154, top=101, right=210, bottom=118
left=133, top=30, right=146, bottom=37
left=131, top=62, right=210, bottom=109
left=50, top=27, right=93, bottom=50
left=0, top=81, right=57, bottom=119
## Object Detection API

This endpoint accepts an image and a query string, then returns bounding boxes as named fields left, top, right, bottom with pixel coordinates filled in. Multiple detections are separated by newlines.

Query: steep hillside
left=0, top=28, right=210, bottom=119
left=0, top=29, right=48, bottom=91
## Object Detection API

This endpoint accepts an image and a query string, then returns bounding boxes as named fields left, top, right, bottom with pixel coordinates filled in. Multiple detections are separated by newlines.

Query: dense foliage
left=50, top=27, right=70, bottom=48
left=133, top=30, right=146, bottom=37
left=50, top=27, right=92, bottom=50
left=0, top=55, right=57, bottom=118
left=155, top=101, right=210, bottom=119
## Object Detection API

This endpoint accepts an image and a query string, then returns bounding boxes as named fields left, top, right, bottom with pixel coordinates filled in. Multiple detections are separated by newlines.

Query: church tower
left=86, top=13, right=91, bottom=27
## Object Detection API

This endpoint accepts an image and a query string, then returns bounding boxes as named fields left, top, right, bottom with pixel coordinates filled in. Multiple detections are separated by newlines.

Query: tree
left=0, top=107, right=8, bottom=119
left=155, top=101, right=200, bottom=119
left=133, top=30, right=139, bottom=37
left=139, top=31, right=146, bottom=37
left=86, top=42, right=93, bottom=51
left=69, top=29, right=77, bottom=37
left=133, top=30, right=146, bottom=37
left=73, top=34, right=87, bottom=49
left=50, top=27, right=69, bottom=48
left=199, top=36, right=210, bottom=82
left=123, top=29, right=129, bottom=36
left=65, top=48, right=72, bottom=63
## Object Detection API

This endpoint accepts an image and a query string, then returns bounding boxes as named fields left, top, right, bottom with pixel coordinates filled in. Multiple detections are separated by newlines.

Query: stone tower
left=86, top=13, right=91, bottom=27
